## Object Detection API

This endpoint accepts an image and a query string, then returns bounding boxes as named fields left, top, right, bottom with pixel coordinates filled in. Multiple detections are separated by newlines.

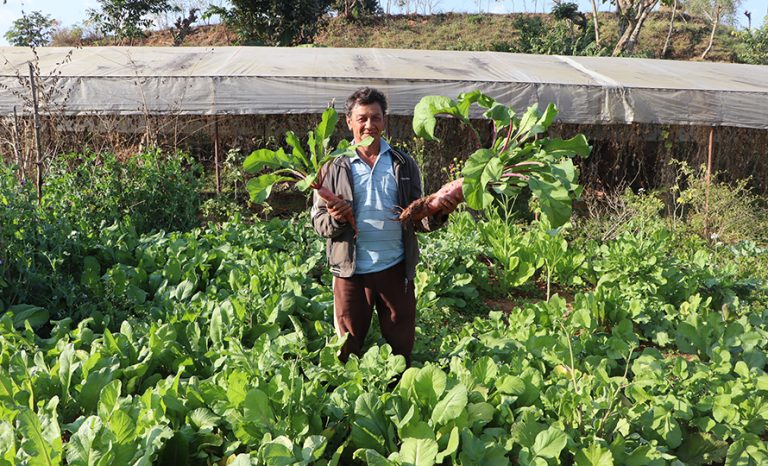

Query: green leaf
left=126, top=286, right=147, bottom=304
left=435, top=427, right=459, bottom=464
left=0, top=421, right=16, bottom=466
left=244, top=388, right=274, bottom=429
left=108, top=409, right=136, bottom=445
left=575, top=442, right=614, bottom=466
left=353, top=449, right=396, bottom=466
left=531, top=426, right=567, bottom=459
left=17, top=401, right=63, bottom=466
left=430, top=384, right=468, bottom=425
left=189, top=408, right=220, bottom=431
left=483, top=102, right=514, bottom=128
left=467, top=402, right=495, bottom=427
left=399, top=437, right=439, bottom=466
left=301, top=435, right=328, bottom=463
left=413, top=365, right=447, bottom=410
left=261, top=436, right=295, bottom=466
left=725, top=434, right=768, bottom=466
left=131, top=425, right=174, bottom=466
left=462, top=148, right=503, bottom=210
left=514, top=103, right=541, bottom=140
left=66, top=416, right=103, bottom=466
left=79, top=363, right=119, bottom=413
left=210, top=306, right=223, bottom=347
left=413, top=95, right=461, bottom=140
left=97, top=380, right=122, bottom=420
left=535, top=103, right=558, bottom=132
left=81, top=256, right=101, bottom=288
left=541, top=134, right=591, bottom=158
left=351, top=392, right=391, bottom=453
left=496, top=375, right=526, bottom=396
left=528, top=175, right=572, bottom=228
left=175, top=279, right=196, bottom=301
left=285, top=130, right=309, bottom=168
left=246, top=174, right=292, bottom=203
left=58, top=344, right=77, bottom=405
left=243, top=148, right=291, bottom=173
left=677, top=432, right=728, bottom=466
left=316, top=107, right=339, bottom=144
left=10, top=304, right=49, bottom=330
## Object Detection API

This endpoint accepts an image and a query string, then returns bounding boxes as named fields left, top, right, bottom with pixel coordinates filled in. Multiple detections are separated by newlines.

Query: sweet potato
left=314, top=184, right=358, bottom=236
left=398, top=178, right=464, bottom=223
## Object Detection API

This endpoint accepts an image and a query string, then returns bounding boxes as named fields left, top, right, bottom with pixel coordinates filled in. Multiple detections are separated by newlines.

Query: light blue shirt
left=350, top=139, right=404, bottom=274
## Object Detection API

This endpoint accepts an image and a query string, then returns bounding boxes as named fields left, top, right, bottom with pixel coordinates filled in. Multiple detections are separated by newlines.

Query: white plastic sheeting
left=1, top=46, right=766, bottom=128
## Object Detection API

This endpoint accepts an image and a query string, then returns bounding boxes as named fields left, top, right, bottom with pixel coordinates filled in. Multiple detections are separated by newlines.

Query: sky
left=1, top=0, right=766, bottom=46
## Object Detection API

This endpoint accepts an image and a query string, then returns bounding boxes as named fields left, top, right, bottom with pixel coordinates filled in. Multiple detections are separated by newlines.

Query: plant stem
left=596, top=346, right=635, bottom=436
left=466, top=122, right=482, bottom=149
left=500, top=123, right=515, bottom=154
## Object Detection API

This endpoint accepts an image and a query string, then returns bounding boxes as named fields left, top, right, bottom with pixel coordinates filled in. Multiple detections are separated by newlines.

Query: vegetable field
left=2, top=97, right=768, bottom=465
left=2, top=199, right=768, bottom=464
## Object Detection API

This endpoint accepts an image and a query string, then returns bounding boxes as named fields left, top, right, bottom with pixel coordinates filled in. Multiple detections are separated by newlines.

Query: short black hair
left=345, top=87, right=388, bottom=116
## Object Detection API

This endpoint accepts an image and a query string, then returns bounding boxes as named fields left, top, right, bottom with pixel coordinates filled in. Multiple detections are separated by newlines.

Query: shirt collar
left=350, top=138, right=391, bottom=164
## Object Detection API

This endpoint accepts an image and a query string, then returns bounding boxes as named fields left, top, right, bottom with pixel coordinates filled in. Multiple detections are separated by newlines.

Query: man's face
left=346, top=102, right=385, bottom=145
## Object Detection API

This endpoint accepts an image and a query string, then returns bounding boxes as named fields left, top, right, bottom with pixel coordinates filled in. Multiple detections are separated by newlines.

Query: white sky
left=1, top=0, right=766, bottom=46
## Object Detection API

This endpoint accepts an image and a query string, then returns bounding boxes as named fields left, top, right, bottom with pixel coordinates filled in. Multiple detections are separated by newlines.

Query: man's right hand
left=327, top=196, right=353, bottom=224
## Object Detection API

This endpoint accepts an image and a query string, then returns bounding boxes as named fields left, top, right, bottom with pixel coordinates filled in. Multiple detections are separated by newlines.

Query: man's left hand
left=434, top=192, right=460, bottom=215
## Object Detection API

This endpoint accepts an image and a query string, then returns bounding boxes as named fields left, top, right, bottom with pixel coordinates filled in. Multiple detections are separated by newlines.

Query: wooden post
left=213, top=115, right=221, bottom=194
left=29, top=63, right=43, bottom=205
left=704, top=126, right=714, bottom=240
left=11, top=106, right=23, bottom=181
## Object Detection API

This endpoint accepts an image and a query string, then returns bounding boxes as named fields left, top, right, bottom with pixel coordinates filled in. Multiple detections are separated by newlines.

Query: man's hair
left=345, top=87, right=388, bottom=116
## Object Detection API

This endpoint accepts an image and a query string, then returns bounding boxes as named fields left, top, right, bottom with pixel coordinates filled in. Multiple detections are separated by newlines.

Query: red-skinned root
left=315, top=185, right=358, bottom=237
left=398, top=178, right=464, bottom=223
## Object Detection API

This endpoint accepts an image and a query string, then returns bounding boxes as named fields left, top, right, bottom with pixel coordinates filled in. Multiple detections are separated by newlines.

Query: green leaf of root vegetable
left=246, top=174, right=292, bottom=203
left=462, top=148, right=503, bottom=210
left=412, top=96, right=462, bottom=140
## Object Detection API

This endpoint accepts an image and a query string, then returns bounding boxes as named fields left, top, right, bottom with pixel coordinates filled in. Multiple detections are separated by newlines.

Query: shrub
left=669, top=161, right=768, bottom=244
left=733, top=25, right=768, bottom=65
left=43, top=150, right=202, bottom=234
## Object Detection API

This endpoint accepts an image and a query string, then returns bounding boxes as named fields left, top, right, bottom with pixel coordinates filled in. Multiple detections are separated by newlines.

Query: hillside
left=128, top=12, right=742, bottom=63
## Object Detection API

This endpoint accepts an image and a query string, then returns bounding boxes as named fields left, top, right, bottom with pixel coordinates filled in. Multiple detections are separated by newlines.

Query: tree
left=205, top=0, right=333, bottom=46
left=734, top=19, right=768, bottom=64
left=4, top=11, right=57, bottom=47
left=661, top=0, right=678, bottom=57
left=333, top=0, right=381, bottom=19
left=87, top=0, right=178, bottom=43
left=686, top=0, right=742, bottom=59
left=552, top=2, right=588, bottom=31
left=610, top=0, right=668, bottom=56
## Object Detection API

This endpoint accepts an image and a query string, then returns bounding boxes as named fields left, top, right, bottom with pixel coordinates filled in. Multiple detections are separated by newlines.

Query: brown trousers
left=333, top=261, right=416, bottom=366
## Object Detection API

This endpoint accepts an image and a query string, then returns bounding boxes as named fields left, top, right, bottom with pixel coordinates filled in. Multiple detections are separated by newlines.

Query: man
left=311, top=87, right=458, bottom=366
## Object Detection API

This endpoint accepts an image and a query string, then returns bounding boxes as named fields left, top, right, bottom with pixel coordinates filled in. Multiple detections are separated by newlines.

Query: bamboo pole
left=704, top=127, right=714, bottom=239
left=29, top=63, right=43, bottom=205
left=213, top=115, right=221, bottom=194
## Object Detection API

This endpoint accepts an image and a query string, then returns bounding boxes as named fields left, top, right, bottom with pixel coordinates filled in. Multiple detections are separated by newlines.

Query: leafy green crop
left=413, top=90, right=591, bottom=227
left=2, top=146, right=768, bottom=465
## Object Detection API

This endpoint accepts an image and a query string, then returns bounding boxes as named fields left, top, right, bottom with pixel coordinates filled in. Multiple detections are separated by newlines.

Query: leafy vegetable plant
left=243, top=107, right=370, bottom=231
left=401, top=90, right=591, bottom=228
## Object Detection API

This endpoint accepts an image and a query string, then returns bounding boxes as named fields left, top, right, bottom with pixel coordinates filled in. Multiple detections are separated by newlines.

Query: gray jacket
left=310, top=147, right=446, bottom=279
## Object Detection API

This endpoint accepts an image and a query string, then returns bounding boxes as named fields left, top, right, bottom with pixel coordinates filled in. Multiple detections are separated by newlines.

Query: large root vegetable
left=398, top=178, right=464, bottom=223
